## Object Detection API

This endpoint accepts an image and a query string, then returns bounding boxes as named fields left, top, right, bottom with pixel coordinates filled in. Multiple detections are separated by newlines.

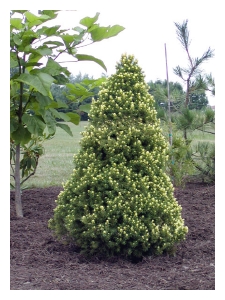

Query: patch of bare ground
left=10, top=181, right=215, bottom=290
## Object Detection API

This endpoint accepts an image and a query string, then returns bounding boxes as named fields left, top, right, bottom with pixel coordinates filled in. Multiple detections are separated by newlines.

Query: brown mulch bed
left=10, top=181, right=215, bottom=290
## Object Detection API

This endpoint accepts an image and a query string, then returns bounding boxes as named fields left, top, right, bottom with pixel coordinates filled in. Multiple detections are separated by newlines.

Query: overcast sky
left=39, top=1, right=216, bottom=104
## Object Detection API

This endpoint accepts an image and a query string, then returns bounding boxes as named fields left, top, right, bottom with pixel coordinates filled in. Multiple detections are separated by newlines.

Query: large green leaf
left=65, top=95, right=76, bottom=101
left=80, top=13, right=100, bottom=28
left=57, top=112, right=71, bottom=121
left=66, top=112, right=80, bottom=125
left=33, top=46, right=52, bottom=56
left=28, top=101, right=45, bottom=117
left=10, top=57, right=18, bottom=68
left=56, top=123, right=73, bottom=136
left=43, top=25, right=61, bottom=36
left=22, top=114, right=46, bottom=136
left=76, top=54, right=107, bottom=72
left=16, top=74, right=48, bottom=96
left=24, top=11, right=51, bottom=28
left=10, top=81, right=20, bottom=99
left=90, top=27, right=108, bottom=41
left=26, top=53, right=42, bottom=72
left=53, top=74, right=69, bottom=85
left=10, top=118, right=19, bottom=133
left=23, top=45, right=33, bottom=54
left=62, top=34, right=76, bottom=44
left=24, top=12, right=43, bottom=28
left=91, top=25, right=125, bottom=41
left=72, top=34, right=84, bottom=45
left=81, top=77, right=106, bottom=89
left=21, top=29, right=39, bottom=39
left=13, top=34, right=22, bottom=45
left=66, top=83, right=77, bottom=90
left=10, top=52, right=18, bottom=68
left=44, top=111, right=56, bottom=135
left=11, top=124, right=31, bottom=145
left=87, top=24, right=99, bottom=33
left=47, top=108, right=61, bottom=119
left=48, top=108, right=70, bottom=121
left=47, top=99, right=68, bottom=109
left=17, top=30, right=39, bottom=50
left=79, top=104, right=91, bottom=114
left=66, top=82, right=95, bottom=102
left=24, top=11, right=40, bottom=22
left=10, top=18, right=23, bottom=29
left=35, top=93, right=52, bottom=109
left=42, top=58, right=70, bottom=77
left=66, top=83, right=93, bottom=97
left=16, top=72, right=55, bottom=96
left=73, top=26, right=85, bottom=33
left=105, top=25, right=125, bottom=38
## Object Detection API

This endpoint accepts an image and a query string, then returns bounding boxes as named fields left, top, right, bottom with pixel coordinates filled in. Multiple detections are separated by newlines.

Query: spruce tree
left=49, top=54, right=188, bottom=259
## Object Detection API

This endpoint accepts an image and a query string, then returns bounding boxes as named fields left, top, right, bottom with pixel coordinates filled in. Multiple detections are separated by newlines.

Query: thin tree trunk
left=184, top=128, right=187, bottom=143
left=15, top=143, right=23, bottom=217
left=184, top=80, right=189, bottom=143
left=185, top=80, right=190, bottom=108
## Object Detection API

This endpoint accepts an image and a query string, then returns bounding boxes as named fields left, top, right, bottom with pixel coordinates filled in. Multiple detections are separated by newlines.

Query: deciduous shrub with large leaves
left=49, top=54, right=188, bottom=259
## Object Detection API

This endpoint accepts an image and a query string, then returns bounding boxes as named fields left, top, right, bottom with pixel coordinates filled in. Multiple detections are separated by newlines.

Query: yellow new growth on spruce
left=49, top=54, right=188, bottom=259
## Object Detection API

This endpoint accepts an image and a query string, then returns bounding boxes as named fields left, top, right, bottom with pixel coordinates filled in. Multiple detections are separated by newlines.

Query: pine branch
left=194, top=48, right=215, bottom=68
left=174, top=19, right=190, bottom=52
left=173, top=66, right=185, bottom=80
left=195, top=127, right=215, bottom=134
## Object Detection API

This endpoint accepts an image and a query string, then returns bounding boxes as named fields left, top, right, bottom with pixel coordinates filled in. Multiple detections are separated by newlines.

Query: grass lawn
left=22, top=121, right=88, bottom=189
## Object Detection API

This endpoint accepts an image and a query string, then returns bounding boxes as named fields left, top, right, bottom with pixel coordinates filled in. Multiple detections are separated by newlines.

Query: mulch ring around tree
left=10, top=181, right=215, bottom=290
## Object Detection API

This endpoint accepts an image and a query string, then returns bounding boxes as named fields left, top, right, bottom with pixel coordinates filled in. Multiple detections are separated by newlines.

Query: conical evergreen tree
left=49, top=54, right=188, bottom=259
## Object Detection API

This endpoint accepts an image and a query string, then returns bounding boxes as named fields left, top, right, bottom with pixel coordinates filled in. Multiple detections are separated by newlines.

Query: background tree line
left=50, top=71, right=213, bottom=124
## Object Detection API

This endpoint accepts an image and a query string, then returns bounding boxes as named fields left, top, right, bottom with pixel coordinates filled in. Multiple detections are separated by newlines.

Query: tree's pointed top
left=120, top=53, right=137, bottom=62
left=115, top=53, right=144, bottom=78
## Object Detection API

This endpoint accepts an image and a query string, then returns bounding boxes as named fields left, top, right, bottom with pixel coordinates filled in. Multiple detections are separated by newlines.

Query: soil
left=10, top=181, right=215, bottom=290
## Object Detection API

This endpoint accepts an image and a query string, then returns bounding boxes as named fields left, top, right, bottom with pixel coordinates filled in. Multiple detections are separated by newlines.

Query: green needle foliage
left=49, top=54, right=188, bottom=259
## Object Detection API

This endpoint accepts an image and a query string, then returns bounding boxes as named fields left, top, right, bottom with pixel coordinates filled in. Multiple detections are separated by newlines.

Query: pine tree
left=49, top=54, right=188, bottom=259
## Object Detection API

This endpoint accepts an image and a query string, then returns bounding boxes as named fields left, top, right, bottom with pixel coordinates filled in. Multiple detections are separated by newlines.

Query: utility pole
left=164, top=43, right=173, bottom=147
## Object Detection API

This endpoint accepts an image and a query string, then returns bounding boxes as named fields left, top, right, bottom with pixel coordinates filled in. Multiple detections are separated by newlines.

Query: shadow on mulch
left=10, top=181, right=215, bottom=290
